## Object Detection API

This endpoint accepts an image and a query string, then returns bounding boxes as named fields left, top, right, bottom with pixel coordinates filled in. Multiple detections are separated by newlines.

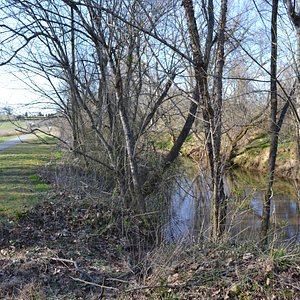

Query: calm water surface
left=164, top=167, right=300, bottom=243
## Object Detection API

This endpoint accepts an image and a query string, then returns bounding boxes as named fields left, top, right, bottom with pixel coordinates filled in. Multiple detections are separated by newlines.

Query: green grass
left=0, top=139, right=57, bottom=218
left=34, top=183, right=49, bottom=192
left=0, top=120, right=27, bottom=131
left=0, top=120, right=29, bottom=138
left=0, top=135, right=19, bottom=142
left=156, top=140, right=173, bottom=150
left=244, top=133, right=271, bottom=155
left=234, top=131, right=296, bottom=175
left=241, top=132, right=293, bottom=158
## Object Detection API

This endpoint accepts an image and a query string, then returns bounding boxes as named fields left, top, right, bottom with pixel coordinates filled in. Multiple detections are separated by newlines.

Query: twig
left=124, top=284, right=184, bottom=293
left=274, top=273, right=300, bottom=291
left=283, top=282, right=300, bottom=291
left=70, top=276, right=119, bottom=291
left=48, top=257, right=79, bottom=270
left=106, top=277, right=130, bottom=283
left=132, top=211, right=159, bottom=218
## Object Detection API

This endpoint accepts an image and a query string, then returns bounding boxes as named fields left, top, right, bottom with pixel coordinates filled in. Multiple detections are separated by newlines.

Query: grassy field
left=0, top=139, right=58, bottom=218
left=0, top=121, right=27, bottom=130
left=0, top=117, right=50, bottom=136
left=0, top=120, right=28, bottom=137
left=0, top=135, right=19, bottom=143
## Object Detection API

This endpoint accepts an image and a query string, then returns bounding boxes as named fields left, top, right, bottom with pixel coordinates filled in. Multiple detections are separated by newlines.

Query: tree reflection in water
left=164, top=167, right=300, bottom=244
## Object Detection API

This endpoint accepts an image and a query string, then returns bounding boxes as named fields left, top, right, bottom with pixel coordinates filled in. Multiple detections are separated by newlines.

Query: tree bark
left=182, top=0, right=228, bottom=239
left=211, top=0, right=228, bottom=239
left=284, top=0, right=300, bottom=159
left=113, top=55, right=146, bottom=213
left=296, top=26, right=300, bottom=159
left=70, top=6, right=79, bottom=154
left=261, top=0, right=279, bottom=244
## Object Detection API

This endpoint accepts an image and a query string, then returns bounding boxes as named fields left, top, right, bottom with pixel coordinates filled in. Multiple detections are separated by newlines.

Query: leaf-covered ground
left=0, top=197, right=133, bottom=299
left=1, top=192, right=300, bottom=299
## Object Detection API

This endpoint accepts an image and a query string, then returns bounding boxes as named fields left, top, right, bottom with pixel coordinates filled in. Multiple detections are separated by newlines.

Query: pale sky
left=0, top=67, right=56, bottom=115
left=0, top=0, right=295, bottom=116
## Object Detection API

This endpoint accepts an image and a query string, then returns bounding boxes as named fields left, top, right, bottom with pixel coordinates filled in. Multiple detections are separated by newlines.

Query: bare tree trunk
left=211, top=0, right=228, bottom=239
left=113, top=56, right=146, bottom=213
left=164, top=88, right=199, bottom=167
left=70, top=6, right=79, bottom=154
left=163, top=0, right=206, bottom=167
left=296, top=26, right=300, bottom=160
left=226, top=109, right=266, bottom=165
left=181, top=0, right=214, bottom=175
left=118, top=103, right=146, bottom=213
left=261, top=0, right=278, bottom=244
left=284, top=1, right=300, bottom=159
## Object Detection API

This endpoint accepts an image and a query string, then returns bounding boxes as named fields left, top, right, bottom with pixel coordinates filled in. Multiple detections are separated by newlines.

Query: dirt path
left=0, top=135, right=36, bottom=151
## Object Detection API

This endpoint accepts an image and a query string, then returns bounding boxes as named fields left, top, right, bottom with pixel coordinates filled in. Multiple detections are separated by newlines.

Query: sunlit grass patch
left=28, top=174, right=50, bottom=192
left=0, top=139, right=58, bottom=217
left=0, top=135, right=19, bottom=142
left=28, top=174, right=40, bottom=183
left=34, top=183, right=49, bottom=192
left=53, top=151, right=62, bottom=159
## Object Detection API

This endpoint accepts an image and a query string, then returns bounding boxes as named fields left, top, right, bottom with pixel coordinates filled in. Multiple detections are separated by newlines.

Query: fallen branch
left=106, top=277, right=130, bottom=283
left=69, top=276, right=119, bottom=291
left=124, top=284, right=185, bottom=293
left=49, top=257, right=78, bottom=269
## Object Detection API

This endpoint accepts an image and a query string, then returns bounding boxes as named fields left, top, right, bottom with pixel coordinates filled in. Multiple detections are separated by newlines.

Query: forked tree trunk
left=182, top=0, right=228, bottom=239
left=113, top=55, right=146, bottom=213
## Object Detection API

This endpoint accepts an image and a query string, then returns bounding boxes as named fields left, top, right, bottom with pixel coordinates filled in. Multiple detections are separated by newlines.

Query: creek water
left=164, top=165, right=300, bottom=243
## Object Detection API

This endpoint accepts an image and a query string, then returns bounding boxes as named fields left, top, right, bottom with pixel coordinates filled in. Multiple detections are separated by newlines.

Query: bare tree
left=261, top=0, right=280, bottom=243
left=0, top=0, right=184, bottom=212
left=4, top=0, right=299, bottom=241
left=181, top=0, right=228, bottom=239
